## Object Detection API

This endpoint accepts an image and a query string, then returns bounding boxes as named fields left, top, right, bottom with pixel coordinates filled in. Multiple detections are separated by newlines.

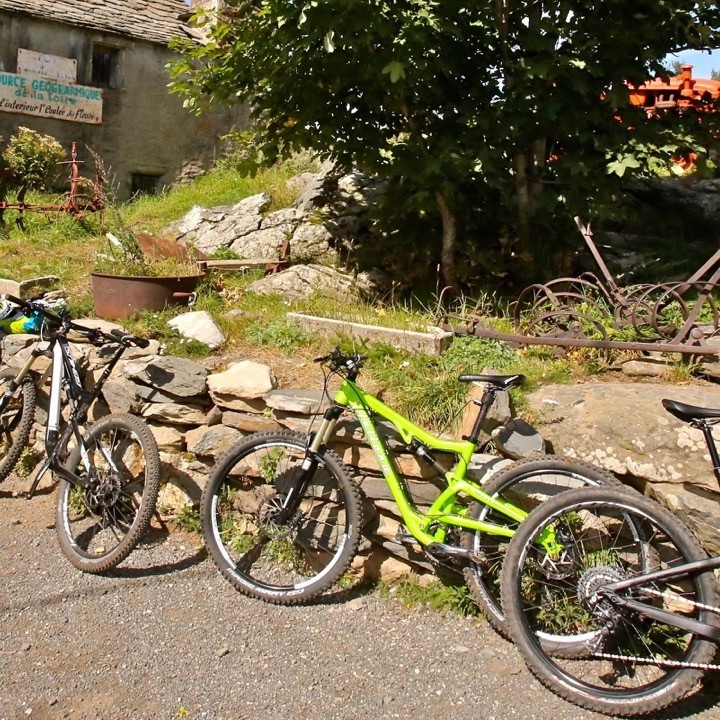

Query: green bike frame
left=307, top=376, right=530, bottom=548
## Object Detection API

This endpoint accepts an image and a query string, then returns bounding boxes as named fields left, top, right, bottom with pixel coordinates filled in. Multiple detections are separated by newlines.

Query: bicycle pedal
left=394, top=524, right=416, bottom=544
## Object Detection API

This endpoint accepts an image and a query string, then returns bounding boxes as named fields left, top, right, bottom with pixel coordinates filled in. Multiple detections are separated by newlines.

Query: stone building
left=0, top=0, right=246, bottom=199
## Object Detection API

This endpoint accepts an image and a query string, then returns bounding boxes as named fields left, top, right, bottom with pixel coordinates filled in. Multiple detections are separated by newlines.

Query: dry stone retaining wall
left=1, top=333, right=512, bottom=581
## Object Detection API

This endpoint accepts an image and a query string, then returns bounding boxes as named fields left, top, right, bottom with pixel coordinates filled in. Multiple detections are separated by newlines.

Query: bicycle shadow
left=650, top=677, right=720, bottom=719
left=106, top=522, right=208, bottom=579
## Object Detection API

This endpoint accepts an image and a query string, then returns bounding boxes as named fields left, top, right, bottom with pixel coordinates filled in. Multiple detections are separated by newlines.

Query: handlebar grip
left=3, top=293, right=25, bottom=307
left=110, top=328, right=150, bottom=348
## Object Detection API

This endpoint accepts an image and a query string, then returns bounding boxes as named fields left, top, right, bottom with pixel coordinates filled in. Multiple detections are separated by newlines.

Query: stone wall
left=1, top=331, right=511, bottom=581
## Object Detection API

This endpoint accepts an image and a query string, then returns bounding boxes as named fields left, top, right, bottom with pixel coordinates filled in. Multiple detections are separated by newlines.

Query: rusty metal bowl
left=90, top=272, right=204, bottom=320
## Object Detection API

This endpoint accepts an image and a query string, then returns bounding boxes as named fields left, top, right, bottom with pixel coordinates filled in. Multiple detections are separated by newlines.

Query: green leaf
left=382, top=61, right=406, bottom=83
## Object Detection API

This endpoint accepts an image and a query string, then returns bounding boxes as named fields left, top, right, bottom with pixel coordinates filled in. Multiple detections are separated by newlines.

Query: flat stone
left=264, top=389, right=326, bottom=414
left=208, top=360, right=277, bottom=401
left=287, top=312, right=453, bottom=355
left=222, top=411, right=283, bottom=433
left=123, top=355, right=208, bottom=397
left=185, top=424, right=244, bottom=458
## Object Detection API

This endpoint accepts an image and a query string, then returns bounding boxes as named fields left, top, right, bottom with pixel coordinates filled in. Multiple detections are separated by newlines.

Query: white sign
left=0, top=72, right=102, bottom=124
left=17, top=49, right=77, bottom=83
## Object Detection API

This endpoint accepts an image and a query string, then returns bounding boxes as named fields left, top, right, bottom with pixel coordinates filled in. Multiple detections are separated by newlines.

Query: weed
left=379, top=574, right=480, bottom=616
left=15, top=446, right=41, bottom=478
left=170, top=505, right=202, bottom=534
left=244, top=319, right=313, bottom=353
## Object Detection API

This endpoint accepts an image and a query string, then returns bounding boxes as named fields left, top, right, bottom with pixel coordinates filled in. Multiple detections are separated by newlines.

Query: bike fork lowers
left=276, top=406, right=341, bottom=523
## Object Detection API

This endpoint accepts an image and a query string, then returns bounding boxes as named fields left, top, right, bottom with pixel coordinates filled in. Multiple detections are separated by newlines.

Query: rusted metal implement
left=442, top=217, right=720, bottom=357
left=0, top=142, right=105, bottom=230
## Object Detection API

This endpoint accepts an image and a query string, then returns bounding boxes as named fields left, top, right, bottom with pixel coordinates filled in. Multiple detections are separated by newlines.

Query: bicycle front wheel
left=501, top=487, right=718, bottom=717
left=56, top=413, right=161, bottom=573
left=0, top=367, right=36, bottom=483
left=201, top=430, right=362, bottom=604
left=462, top=455, right=621, bottom=639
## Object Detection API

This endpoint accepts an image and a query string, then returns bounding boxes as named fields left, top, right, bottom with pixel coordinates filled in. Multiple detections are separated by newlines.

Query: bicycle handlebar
left=2, top=294, right=149, bottom=348
left=314, top=348, right=367, bottom=375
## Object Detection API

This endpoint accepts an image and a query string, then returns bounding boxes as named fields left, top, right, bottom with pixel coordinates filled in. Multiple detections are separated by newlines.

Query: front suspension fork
left=276, top=408, right=341, bottom=523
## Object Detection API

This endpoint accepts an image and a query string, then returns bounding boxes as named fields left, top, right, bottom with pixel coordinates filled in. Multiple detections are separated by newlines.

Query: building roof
left=0, top=0, right=192, bottom=45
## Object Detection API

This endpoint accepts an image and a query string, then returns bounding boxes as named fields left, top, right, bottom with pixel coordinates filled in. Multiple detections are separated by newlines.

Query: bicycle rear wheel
left=501, top=487, right=718, bottom=717
left=462, top=455, right=621, bottom=639
left=0, top=367, right=36, bottom=483
left=201, top=430, right=362, bottom=604
left=56, top=413, right=161, bottom=573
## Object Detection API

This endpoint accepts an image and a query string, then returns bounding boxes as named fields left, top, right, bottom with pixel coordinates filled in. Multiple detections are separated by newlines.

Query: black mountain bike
left=501, top=397, right=720, bottom=716
left=0, top=294, right=161, bottom=573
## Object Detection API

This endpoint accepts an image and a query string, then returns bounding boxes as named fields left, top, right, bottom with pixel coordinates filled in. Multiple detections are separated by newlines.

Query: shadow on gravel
left=653, top=674, right=720, bottom=720
left=109, top=529, right=208, bottom=579
left=0, top=485, right=55, bottom=500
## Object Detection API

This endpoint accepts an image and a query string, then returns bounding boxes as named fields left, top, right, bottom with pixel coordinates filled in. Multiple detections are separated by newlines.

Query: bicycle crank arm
left=426, top=542, right=484, bottom=565
left=604, top=592, right=720, bottom=642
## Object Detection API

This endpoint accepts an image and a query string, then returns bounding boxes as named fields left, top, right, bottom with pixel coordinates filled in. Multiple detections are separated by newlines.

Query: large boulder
left=527, top=381, right=720, bottom=553
left=245, top=264, right=375, bottom=302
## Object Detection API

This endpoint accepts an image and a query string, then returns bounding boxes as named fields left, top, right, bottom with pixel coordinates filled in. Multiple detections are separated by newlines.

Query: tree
left=170, top=0, right=720, bottom=293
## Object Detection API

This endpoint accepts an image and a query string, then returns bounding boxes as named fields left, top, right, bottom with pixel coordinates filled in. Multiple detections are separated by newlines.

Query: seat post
left=465, top=384, right=497, bottom=445
left=699, top=421, right=720, bottom=487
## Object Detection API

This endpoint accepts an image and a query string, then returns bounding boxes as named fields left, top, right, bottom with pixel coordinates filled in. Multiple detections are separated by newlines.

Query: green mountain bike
left=201, top=349, right=618, bottom=634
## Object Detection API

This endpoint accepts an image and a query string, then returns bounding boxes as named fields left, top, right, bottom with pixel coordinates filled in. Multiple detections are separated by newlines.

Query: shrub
left=2, top=127, right=65, bottom=190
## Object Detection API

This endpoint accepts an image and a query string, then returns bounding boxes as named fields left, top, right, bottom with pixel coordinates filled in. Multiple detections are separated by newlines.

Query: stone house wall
left=0, top=2, right=246, bottom=199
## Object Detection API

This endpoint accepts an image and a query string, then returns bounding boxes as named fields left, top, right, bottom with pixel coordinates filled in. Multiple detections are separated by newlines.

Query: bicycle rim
left=503, top=488, right=717, bottom=716
left=57, top=415, right=160, bottom=572
left=204, top=433, right=360, bottom=603
left=463, top=456, right=619, bottom=644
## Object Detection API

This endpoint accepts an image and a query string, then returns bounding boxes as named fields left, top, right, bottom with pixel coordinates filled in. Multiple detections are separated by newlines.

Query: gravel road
left=1, top=486, right=719, bottom=720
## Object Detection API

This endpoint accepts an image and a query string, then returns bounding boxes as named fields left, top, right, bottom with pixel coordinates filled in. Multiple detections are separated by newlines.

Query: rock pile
left=165, top=170, right=389, bottom=301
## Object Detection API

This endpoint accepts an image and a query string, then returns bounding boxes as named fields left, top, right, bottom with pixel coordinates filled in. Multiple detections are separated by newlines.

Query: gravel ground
left=1, top=487, right=719, bottom=720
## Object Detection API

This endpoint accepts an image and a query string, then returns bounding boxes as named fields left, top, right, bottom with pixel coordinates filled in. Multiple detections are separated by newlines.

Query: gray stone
left=527, top=381, right=720, bottom=550
left=185, top=424, right=244, bottom=458
left=247, top=265, right=368, bottom=302
left=287, top=311, right=453, bottom=355
left=222, top=411, right=283, bottom=433
left=290, top=223, right=338, bottom=263
left=0, top=334, right=36, bottom=362
left=264, top=389, right=326, bottom=414
left=229, top=225, right=290, bottom=259
left=491, top=418, right=545, bottom=459
left=123, top=355, right=208, bottom=397
left=102, top=377, right=143, bottom=414
left=208, top=361, right=277, bottom=402
left=141, top=401, right=212, bottom=425
left=621, top=359, right=675, bottom=378
left=0, top=275, right=59, bottom=297
left=148, top=423, right=185, bottom=452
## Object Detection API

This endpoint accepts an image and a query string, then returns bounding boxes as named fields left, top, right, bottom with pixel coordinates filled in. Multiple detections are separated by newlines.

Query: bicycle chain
left=587, top=587, right=720, bottom=671
left=639, top=586, right=720, bottom=617
left=591, top=651, right=720, bottom=671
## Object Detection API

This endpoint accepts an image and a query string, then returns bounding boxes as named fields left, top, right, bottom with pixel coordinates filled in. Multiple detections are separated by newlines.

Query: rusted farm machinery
left=442, top=217, right=720, bottom=357
left=0, top=141, right=105, bottom=231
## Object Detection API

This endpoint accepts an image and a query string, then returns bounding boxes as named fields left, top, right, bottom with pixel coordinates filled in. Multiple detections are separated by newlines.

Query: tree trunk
left=434, top=190, right=460, bottom=297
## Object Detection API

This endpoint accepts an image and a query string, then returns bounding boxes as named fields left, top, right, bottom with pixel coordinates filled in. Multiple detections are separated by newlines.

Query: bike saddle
left=662, top=398, right=720, bottom=423
left=458, top=373, right=526, bottom=390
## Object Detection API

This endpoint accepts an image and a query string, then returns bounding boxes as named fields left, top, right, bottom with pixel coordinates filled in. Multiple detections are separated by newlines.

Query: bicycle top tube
left=332, top=377, right=475, bottom=460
